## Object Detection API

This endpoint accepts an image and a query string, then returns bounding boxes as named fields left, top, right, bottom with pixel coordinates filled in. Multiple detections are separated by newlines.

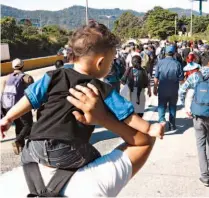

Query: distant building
left=17, top=18, right=41, bottom=28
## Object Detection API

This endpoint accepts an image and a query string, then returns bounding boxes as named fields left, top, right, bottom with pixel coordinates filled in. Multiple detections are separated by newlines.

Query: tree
left=42, top=25, right=69, bottom=37
left=1, top=17, right=22, bottom=42
left=192, top=15, right=209, bottom=34
left=145, top=7, right=177, bottom=39
left=207, top=24, right=209, bottom=33
left=22, top=26, right=39, bottom=37
left=1, top=16, right=72, bottom=59
left=113, top=12, right=143, bottom=39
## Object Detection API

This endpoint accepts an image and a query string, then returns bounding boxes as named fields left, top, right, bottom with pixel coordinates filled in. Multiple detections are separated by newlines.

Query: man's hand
left=153, top=86, right=158, bottom=96
left=0, top=117, right=12, bottom=138
left=147, top=87, right=152, bottom=97
left=148, top=122, right=166, bottom=139
left=67, top=83, right=108, bottom=126
left=186, top=111, right=193, bottom=119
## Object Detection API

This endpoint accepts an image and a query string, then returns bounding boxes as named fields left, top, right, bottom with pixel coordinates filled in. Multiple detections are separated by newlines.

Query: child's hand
left=148, top=122, right=166, bottom=139
left=0, top=118, right=12, bottom=139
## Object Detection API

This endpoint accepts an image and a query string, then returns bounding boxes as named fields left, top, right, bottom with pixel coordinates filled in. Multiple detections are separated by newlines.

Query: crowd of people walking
left=1, top=21, right=209, bottom=197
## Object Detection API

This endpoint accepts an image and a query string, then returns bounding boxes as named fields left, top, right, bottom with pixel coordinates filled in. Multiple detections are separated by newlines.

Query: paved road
left=1, top=66, right=209, bottom=196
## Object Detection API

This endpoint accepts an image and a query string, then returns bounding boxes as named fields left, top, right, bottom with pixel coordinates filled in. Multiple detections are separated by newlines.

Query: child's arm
left=3, top=96, right=32, bottom=123
left=1, top=73, right=51, bottom=134
left=0, top=96, right=32, bottom=137
left=124, top=114, right=164, bottom=139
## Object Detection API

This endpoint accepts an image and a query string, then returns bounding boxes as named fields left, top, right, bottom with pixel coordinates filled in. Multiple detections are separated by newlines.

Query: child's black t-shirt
left=25, top=68, right=134, bottom=142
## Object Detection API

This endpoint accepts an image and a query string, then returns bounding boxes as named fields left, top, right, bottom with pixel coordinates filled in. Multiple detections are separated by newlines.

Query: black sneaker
left=168, top=124, right=177, bottom=131
left=199, top=177, right=209, bottom=187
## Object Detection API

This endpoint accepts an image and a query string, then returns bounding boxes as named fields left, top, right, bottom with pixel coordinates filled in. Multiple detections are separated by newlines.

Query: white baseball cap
left=183, top=62, right=201, bottom=72
left=12, top=58, right=24, bottom=69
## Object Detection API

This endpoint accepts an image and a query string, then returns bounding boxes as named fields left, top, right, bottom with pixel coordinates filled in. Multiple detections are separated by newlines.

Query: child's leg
left=21, top=140, right=49, bottom=166
left=21, top=140, right=48, bottom=196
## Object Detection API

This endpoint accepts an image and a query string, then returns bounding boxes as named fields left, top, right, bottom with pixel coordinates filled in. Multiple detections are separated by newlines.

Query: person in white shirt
left=126, top=45, right=140, bottom=67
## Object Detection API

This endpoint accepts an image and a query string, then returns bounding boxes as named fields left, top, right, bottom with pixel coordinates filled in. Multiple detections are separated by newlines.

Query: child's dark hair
left=69, top=21, right=120, bottom=59
left=132, top=55, right=142, bottom=68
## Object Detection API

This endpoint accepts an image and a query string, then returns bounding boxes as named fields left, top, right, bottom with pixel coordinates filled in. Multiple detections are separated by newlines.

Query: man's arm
left=153, top=62, right=160, bottom=96
left=177, top=62, right=184, bottom=84
left=153, top=77, right=159, bottom=96
left=179, top=72, right=200, bottom=105
left=179, top=79, right=192, bottom=105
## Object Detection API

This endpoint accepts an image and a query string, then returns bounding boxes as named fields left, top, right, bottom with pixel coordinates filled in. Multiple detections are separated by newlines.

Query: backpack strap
left=24, top=163, right=77, bottom=197
left=43, top=168, right=76, bottom=197
left=196, top=71, right=204, bottom=82
left=7, top=72, right=25, bottom=86
left=23, top=163, right=46, bottom=196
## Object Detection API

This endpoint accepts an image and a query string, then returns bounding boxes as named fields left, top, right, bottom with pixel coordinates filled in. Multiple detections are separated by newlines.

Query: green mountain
left=169, top=7, right=207, bottom=16
left=1, top=5, right=143, bottom=29
left=1, top=4, right=208, bottom=30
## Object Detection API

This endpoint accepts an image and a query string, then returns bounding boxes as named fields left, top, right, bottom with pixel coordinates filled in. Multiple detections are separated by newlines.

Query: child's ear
left=96, top=57, right=104, bottom=70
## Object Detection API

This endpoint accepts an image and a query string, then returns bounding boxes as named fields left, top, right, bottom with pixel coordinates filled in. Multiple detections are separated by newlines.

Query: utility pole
left=39, top=14, right=42, bottom=34
left=190, top=0, right=193, bottom=36
left=199, top=0, right=203, bottom=16
left=106, top=16, right=111, bottom=29
left=100, top=15, right=112, bottom=29
left=86, top=0, right=89, bottom=25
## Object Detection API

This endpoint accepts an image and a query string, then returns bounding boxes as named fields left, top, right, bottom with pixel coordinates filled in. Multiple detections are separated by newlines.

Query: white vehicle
left=1, top=43, right=10, bottom=62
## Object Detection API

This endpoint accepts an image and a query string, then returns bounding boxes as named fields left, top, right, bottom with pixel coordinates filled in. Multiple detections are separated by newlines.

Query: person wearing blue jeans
left=158, top=95, right=178, bottom=128
left=154, top=45, right=184, bottom=130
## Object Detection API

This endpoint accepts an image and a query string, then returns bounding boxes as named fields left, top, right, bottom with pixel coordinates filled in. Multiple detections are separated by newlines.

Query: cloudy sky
left=2, top=0, right=209, bottom=13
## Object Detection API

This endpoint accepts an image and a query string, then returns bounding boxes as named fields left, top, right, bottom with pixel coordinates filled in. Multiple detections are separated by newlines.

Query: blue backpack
left=191, top=72, right=209, bottom=117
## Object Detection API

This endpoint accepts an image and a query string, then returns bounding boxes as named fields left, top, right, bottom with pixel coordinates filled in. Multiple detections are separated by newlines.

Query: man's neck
left=13, top=70, right=22, bottom=73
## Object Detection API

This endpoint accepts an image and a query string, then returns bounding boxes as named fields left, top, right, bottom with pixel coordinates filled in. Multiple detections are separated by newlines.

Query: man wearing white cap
left=1, top=58, right=34, bottom=155
left=179, top=59, right=209, bottom=186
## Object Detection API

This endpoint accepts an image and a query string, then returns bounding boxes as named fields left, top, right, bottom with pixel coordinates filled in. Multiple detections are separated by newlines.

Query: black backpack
left=133, top=68, right=149, bottom=89
left=158, top=47, right=166, bottom=60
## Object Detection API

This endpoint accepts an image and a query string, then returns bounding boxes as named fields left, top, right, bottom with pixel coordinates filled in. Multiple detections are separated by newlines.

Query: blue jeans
left=21, top=139, right=100, bottom=169
left=158, top=95, right=178, bottom=126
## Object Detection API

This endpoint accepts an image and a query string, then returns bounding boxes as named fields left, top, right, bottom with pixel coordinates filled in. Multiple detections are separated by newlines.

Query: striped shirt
left=179, top=67, right=209, bottom=104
